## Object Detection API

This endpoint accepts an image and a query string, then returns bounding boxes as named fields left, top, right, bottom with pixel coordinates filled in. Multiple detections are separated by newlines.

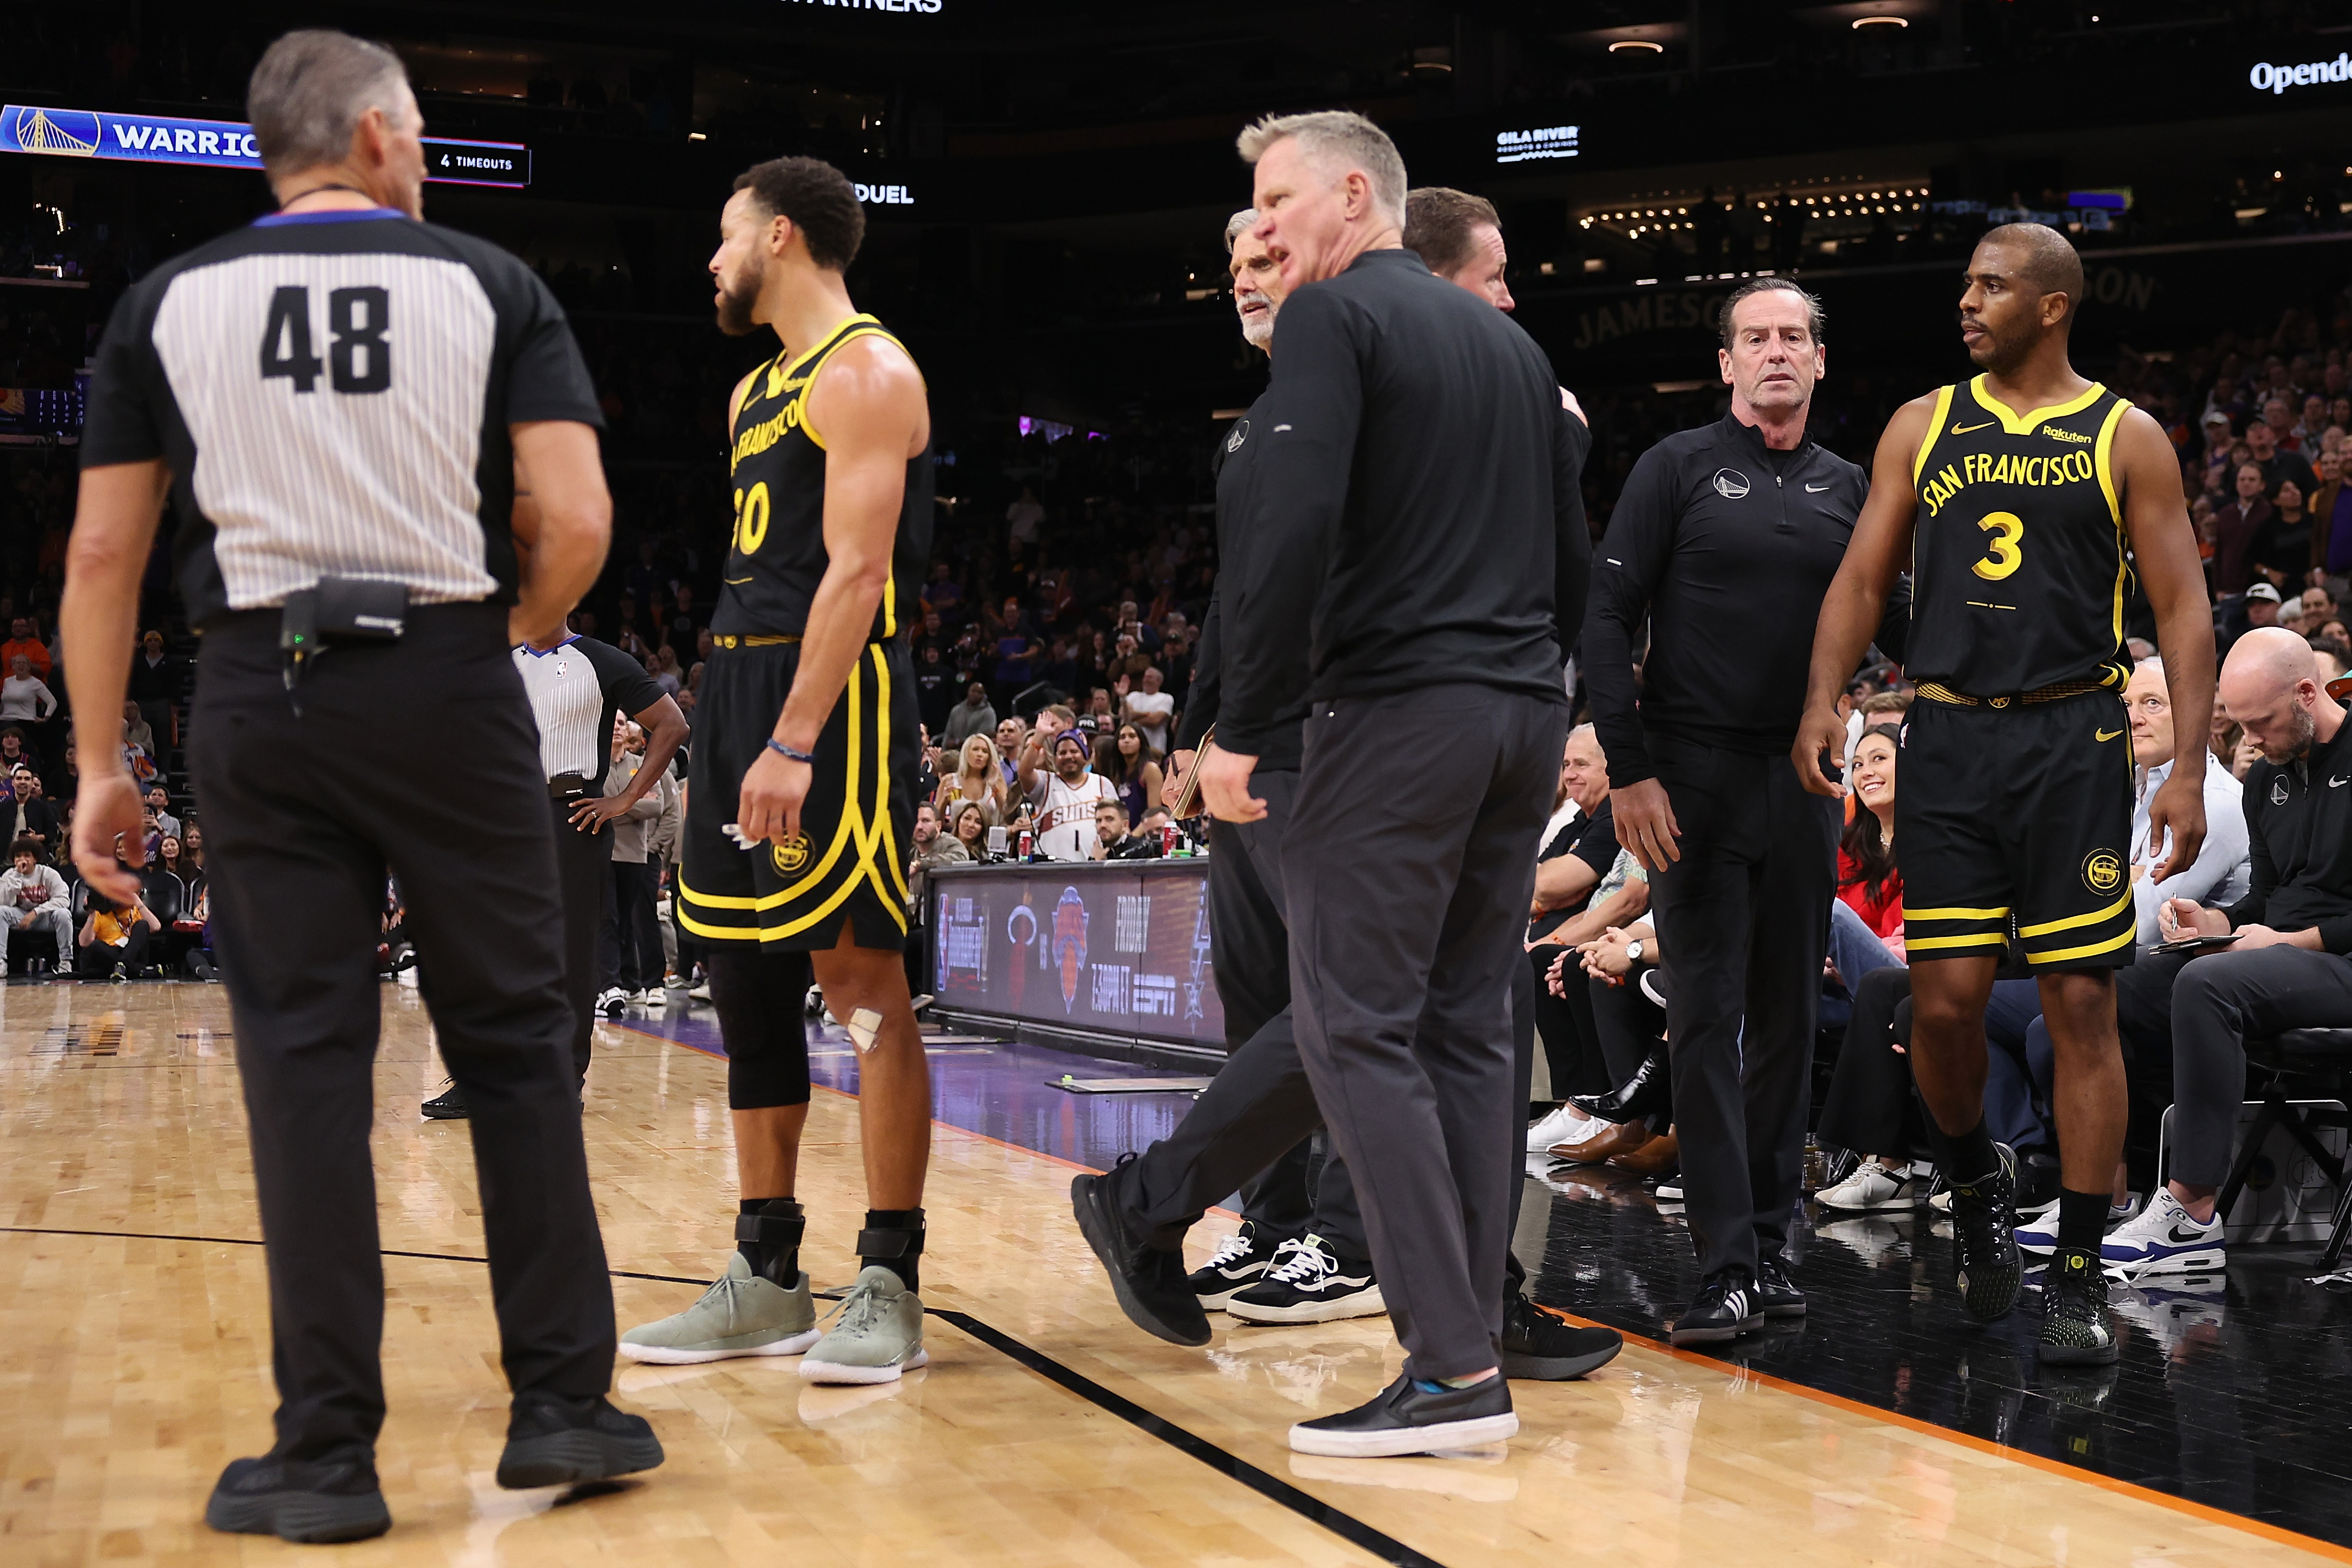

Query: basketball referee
left=420, top=618, right=688, bottom=1119
left=60, top=31, right=660, bottom=1544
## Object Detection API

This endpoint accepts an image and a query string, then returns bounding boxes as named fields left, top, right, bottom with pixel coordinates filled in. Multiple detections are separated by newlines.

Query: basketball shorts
left=679, top=636, right=917, bottom=952
left=1896, top=688, right=2137, bottom=971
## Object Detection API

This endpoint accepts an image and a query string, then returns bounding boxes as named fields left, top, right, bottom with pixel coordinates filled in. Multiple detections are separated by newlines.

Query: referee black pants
left=1286, top=684, right=1564, bottom=1381
left=1642, top=732, right=1839, bottom=1281
left=192, top=605, right=615, bottom=1460
left=1118, top=769, right=1366, bottom=1256
left=550, top=798, right=609, bottom=1083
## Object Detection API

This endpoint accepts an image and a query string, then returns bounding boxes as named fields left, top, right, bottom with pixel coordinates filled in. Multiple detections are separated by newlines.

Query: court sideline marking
left=0, top=1225, right=1444, bottom=1568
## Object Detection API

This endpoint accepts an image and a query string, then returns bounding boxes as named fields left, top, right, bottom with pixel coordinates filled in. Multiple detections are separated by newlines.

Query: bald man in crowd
left=2109, top=628, right=2352, bottom=1279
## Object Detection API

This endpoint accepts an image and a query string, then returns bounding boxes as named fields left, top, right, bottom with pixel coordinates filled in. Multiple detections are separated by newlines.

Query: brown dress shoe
left=1609, top=1129, right=1679, bottom=1177
left=1552, top=1121, right=1652, bottom=1166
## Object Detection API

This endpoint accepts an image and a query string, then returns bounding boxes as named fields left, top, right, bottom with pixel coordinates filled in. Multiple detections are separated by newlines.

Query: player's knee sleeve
left=711, top=947, right=814, bottom=1109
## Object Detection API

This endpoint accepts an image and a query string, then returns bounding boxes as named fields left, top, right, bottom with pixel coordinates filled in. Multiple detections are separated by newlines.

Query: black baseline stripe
left=0, top=1227, right=707, bottom=1286
left=1, top=1226, right=1448, bottom=1568
left=931, top=1307, right=1447, bottom=1568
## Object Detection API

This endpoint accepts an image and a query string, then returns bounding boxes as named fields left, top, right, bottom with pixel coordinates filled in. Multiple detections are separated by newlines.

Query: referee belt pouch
left=280, top=575, right=408, bottom=698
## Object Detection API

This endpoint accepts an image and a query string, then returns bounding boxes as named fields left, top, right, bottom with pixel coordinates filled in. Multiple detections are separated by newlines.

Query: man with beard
left=1794, top=223, right=2214, bottom=1365
left=2110, top=629, right=2352, bottom=1281
left=625, top=156, right=937, bottom=1385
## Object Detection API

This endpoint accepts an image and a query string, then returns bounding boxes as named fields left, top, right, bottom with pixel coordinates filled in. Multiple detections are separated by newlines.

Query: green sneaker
left=619, top=1252, right=820, bottom=1364
left=799, top=1265, right=928, bottom=1385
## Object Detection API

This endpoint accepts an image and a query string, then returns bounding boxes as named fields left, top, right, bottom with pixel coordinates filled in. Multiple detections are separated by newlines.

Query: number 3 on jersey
left=732, top=482, right=770, bottom=557
left=260, top=285, right=392, bottom=394
left=1972, top=510, right=2025, bottom=581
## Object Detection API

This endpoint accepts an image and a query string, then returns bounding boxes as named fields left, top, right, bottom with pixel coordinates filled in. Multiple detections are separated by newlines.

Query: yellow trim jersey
left=711, top=312, right=933, bottom=639
left=1904, top=374, right=2132, bottom=696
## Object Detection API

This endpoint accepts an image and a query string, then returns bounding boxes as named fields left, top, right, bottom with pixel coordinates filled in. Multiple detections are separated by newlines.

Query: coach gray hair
left=1224, top=209, right=1258, bottom=253
left=1717, top=276, right=1826, bottom=349
left=1236, top=110, right=1406, bottom=227
left=247, top=30, right=412, bottom=178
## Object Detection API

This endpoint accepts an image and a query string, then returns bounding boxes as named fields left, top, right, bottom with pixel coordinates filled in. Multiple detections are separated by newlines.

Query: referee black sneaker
left=1071, top=1155, right=1212, bottom=1346
left=1500, top=1293, right=1623, bottom=1380
left=495, top=1391, right=666, bottom=1489
left=1185, top=1219, right=1284, bottom=1307
left=204, top=1450, right=390, bottom=1544
left=1950, top=1141, right=2024, bottom=1321
left=1670, top=1268, right=1763, bottom=1345
left=420, top=1080, right=468, bottom=1120
left=2037, top=1246, right=2120, bottom=1365
left=1755, top=1254, right=1807, bottom=1318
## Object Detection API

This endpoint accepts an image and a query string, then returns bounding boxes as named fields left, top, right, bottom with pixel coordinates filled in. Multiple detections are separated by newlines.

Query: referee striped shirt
left=79, top=206, right=601, bottom=626
left=515, top=634, right=663, bottom=788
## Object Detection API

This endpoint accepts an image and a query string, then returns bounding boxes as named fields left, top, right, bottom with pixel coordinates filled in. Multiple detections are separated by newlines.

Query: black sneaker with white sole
left=205, top=1452, right=390, bottom=1544
left=1070, top=1155, right=1212, bottom=1346
left=1755, top=1255, right=1807, bottom=1318
left=420, top=1080, right=468, bottom=1120
left=1288, top=1372, right=1517, bottom=1458
left=1225, top=1233, right=1385, bottom=1324
left=2037, top=1246, right=2120, bottom=1366
left=1670, top=1268, right=1763, bottom=1345
left=1949, top=1142, right=2023, bottom=1321
left=495, top=1392, right=665, bottom=1488
left=1500, top=1292, right=1623, bottom=1380
left=1185, top=1219, right=1285, bottom=1307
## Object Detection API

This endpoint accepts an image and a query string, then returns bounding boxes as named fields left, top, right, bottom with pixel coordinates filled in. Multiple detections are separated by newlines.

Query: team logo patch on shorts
left=2081, top=849, right=2123, bottom=895
left=771, top=834, right=813, bottom=875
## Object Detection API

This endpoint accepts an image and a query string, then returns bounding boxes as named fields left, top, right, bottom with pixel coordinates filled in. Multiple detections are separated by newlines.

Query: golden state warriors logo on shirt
left=2081, top=849, right=2123, bottom=895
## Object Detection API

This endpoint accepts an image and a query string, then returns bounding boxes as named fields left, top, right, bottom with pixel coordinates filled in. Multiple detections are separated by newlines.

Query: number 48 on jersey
left=260, top=285, right=392, bottom=395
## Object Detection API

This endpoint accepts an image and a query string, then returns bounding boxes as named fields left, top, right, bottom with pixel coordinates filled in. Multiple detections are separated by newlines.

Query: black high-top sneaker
left=2037, top=1246, right=2120, bottom=1365
left=1949, top=1141, right=2023, bottom=1320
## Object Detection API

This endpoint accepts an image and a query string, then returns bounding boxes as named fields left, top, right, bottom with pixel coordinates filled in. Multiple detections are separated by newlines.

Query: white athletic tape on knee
left=848, top=1008, right=886, bottom=1055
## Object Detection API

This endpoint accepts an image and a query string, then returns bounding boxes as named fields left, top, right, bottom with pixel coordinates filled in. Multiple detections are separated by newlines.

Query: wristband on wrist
left=766, top=738, right=817, bottom=765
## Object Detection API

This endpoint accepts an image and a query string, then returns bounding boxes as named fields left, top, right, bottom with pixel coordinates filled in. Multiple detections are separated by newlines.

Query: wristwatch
left=1625, top=939, right=1646, bottom=966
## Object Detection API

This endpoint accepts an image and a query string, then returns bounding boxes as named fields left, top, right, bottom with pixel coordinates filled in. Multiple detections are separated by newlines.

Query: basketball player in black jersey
left=1795, top=224, right=2214, bottom=1364
left=621, top=158, right=937, bottom=1384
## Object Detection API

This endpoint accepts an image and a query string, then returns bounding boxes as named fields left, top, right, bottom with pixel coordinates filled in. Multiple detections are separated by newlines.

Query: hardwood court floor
left=3, top=981, right=2347, bottom=1567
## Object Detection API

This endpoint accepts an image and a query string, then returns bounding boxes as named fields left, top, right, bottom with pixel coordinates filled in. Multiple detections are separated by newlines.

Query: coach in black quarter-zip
left=1584, top=278, right=1906, bottom=1347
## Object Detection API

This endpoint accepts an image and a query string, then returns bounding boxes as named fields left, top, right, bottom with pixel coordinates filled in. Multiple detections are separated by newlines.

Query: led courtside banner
left=929, top=861, right=1226, bottom=1052
left=0, top=105, right=530, bottom=188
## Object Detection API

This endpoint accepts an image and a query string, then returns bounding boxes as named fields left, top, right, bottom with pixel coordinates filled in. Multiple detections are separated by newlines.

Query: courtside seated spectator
left=1017, top=729, right=1117, bottom=861
left=937, top=734, right=1012, bottom=827
left=1094, top=722, right=1162, bottom=829
left=2122, top=658, right=2249, bottom=944
left=0, top=836, right=72, bottom=976
left=2111, top=629, right=2352, bottom=1278
left=78, top=883, right=161, bottom=982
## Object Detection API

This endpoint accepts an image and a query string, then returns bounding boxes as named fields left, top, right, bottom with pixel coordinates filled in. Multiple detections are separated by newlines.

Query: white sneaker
left=1526, top=1104, right=1601, bottom=1154
left=598, top=987, right=627, bottom=1018
left=1815, top=1158, right=1922, bottom=1211
left=641, top=989, right=667, bottom=1010
left=2100, top=1188, right=2226, bottom=1278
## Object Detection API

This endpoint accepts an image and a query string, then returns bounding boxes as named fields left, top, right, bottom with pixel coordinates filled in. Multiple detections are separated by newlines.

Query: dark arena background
left=7, top=4, right=2352, bottom=1565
